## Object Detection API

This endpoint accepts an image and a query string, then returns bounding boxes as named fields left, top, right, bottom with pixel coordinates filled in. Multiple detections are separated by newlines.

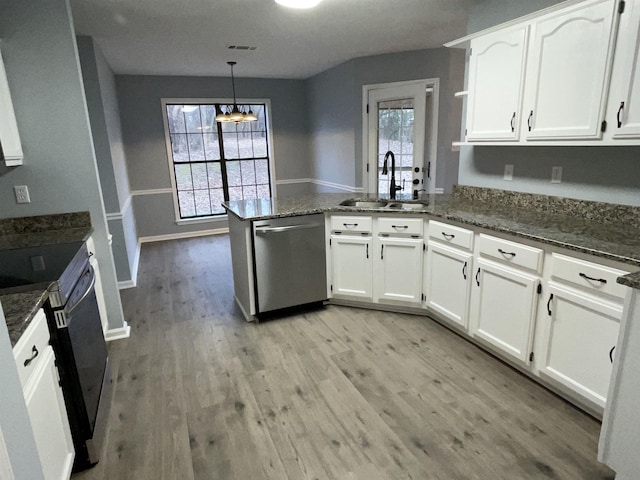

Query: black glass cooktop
left=0, top=241, right=85, bottom=290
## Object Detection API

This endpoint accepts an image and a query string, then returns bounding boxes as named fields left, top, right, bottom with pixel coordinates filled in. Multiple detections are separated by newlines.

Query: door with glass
left=366, top=83, right=428, bottom=196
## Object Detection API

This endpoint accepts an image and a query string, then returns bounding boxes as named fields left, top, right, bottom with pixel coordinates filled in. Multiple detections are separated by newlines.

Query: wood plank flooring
left=73, top=235, right=615, bottom=480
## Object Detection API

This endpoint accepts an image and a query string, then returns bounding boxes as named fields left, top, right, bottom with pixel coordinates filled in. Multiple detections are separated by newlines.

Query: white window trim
left=361, top=79, right=440, bottom=195
left=160, top=97, right=277, bottom=223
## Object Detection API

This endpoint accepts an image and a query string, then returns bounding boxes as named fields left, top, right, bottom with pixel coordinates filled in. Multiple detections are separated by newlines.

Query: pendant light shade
left=216, top=61, right=257, bottom=124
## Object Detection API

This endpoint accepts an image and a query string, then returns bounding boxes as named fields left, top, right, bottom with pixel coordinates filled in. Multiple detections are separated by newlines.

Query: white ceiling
left=70, top=0, right=483, bottom=79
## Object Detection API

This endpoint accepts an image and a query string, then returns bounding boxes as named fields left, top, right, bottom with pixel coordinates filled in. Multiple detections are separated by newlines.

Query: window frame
left=161, top=97, right=277, bottom=224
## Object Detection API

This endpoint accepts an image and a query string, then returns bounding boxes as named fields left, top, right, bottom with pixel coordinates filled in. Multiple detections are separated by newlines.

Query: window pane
left=175, top=164, right=193, bottom=190
left=221, top=116, right=236, bottom=133
left=257, top=185, right=270, bottom=199
left=194, top=190, right=212, bottom=216
left=188, top=134, right=205, bottom=161
left=184, top=107, right=202, bottom=133
left=255, top=159, right=269, bottom=184
left=228, top=186, right=243, bottom=201
left=252, top=131, right=267, bottom=158
left=167, top=105, right=186, bottom=133
left=210, top=188, right=225, bottom=214
left=243, top=185, right=257, bottom=199
left=238, top=132, right=253, bottom=158
left=240, top=160, right=256, bottom=185
left=191, top=163, right=208, bottom=190
left=223, top=133, right=239, bottom=159
left=170, top=134, right=189, bottom=162
left=178, top=191, right=196, bottom=217
left=226, top=161, right=241, bottom=186
left=200, top=105, right=215, bottom=131
left=207, top=162, right=223, bottom=189
left=204, top=133, right=220, bottom=160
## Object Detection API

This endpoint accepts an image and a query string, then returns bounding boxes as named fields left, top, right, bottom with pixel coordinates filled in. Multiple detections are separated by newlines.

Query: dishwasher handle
left=255, top=223, right=323, bottom=235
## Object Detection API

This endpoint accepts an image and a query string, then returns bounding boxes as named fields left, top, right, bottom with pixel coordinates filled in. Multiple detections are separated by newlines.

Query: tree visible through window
left=165, top=103, right=271, bottom=218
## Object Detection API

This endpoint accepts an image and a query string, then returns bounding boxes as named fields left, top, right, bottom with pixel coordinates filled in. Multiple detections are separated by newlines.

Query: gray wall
left=116, top=74, right=311, bottom=238
left=0, top=0, right=125, bottom=330
left=459, top=0, right=640, bottom=206
left=77, top=36, right=138, bottom=284
left=306, top=48, right=465, bottom=192
left=0, top=304, right=43, bottom=479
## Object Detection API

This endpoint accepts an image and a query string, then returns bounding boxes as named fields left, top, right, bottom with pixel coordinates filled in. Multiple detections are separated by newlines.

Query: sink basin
left=385, top=202, right=428, bottom=210
left=339, top=199, right=389, bottom=209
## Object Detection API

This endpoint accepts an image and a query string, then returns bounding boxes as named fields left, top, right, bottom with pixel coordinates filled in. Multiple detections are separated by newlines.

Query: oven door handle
left=67, top=264, right=96, bottom=315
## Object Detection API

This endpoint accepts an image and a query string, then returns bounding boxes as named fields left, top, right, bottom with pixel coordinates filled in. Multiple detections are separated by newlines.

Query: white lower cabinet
left=329, top=235, right=373, bottom=301
left=14, top=310, right=74, bottom=480
left=374, top=237, right=423, bottom=305
left=424, top=242, right=473, bottom=329
left=540, top=283, right=621, bottom=408
left=470, top=258, right=540, bottom=364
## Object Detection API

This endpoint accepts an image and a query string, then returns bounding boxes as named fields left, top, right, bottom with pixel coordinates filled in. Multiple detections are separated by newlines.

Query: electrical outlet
left=551, top=166, right=563, bottom=184
left=503, top=164, right=514, bottom=181
left=30, top=255, right=46, bottom=272
left=14, top=185, right=31, bottom=204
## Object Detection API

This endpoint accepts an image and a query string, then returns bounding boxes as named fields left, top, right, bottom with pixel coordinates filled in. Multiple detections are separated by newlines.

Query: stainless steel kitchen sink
left=339, top=199, right=389, bottom=208
left=385, top=202, right=428, bottom=210
left=338, top=199, right=429, bottom=210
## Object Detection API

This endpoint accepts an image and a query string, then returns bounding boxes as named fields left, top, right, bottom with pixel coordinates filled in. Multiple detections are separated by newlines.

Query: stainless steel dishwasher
left=253, top=214, right=327, bottom=315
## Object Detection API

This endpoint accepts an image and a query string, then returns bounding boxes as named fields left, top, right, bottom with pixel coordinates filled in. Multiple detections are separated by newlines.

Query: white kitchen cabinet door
left=540, top=283, right=621, bottom=408
left=470, top=258, right=540, bottom=364
left=425, top=242, right=473, bottom=329
left=523, top=0, right=616, bottom=140
left=466, top=26, right=528, bottom=141
left=0, top=48, right=23, bottom=165
left=609, top=0, right=640, bottom=138
left=24, top=346, right=74, bottom=480
left=330, top=235, right=373, bottom=300
left=374, top=237, right=423, bottom=305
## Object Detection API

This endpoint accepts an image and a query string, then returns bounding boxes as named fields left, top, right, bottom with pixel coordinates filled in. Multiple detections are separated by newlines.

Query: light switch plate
left=551, top=166, right=563, bottom=184
left=503, top=164, right=514, bottom=181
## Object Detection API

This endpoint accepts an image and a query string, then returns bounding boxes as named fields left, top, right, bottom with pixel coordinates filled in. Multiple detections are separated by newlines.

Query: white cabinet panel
left=330, top=235, right=373, bottom=300
left=541, top=283, right=621, bottom=407
left=523, top=0, right=616, bottom=140
left=470, top=258, right=540, bottom=363
left=609, top=0, right=640, bottom=138
left=425, top=242, right=473, bottom=329
left=466, top=26, right=528, bottom=141
left=374, top=237, right=423, bottom=305
left=0, top=48, right=23, bottom=165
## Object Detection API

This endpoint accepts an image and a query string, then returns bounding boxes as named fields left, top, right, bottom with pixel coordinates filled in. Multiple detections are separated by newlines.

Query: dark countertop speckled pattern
left=1, top=211, right=92, bottom=347
left=223, top=189, right=640, bottom=288
left=1, top=287, right=50, bottom=347
left=618, top=271, right=640, bottom=289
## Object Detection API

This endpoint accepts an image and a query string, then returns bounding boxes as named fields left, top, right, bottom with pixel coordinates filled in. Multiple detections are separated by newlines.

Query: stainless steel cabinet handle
left=255, top=223, right=323, bottom=235
left=23, top=345, right=39, bottom=367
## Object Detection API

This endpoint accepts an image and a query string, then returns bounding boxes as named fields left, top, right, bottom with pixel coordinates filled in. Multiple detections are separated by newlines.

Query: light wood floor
left=74, top=235, right=615, bottom=480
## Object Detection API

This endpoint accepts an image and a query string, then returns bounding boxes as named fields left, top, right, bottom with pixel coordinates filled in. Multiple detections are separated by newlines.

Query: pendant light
left=215, top=61, right=257, bottom=124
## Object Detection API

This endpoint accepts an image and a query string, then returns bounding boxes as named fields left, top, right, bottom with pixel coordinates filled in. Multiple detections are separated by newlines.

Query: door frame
left=362, top=79, right=440, bottom=195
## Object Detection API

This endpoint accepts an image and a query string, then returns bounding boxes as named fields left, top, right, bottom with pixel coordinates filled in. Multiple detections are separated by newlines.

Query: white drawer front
left=377, top=217, right=423, bottom=236
left=330, top=215, right=372, bottom=234
left=551, top=253, right=629, bottom=300
left=478, top=234, right=543, bottom=273
left=428, top=220, right=474, bottom=250
left=13, top=309, right=50, bottom=389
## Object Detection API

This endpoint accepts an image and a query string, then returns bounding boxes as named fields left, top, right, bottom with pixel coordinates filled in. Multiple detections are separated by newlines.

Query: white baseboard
left=139, top=227, right=229, bottom=244
left=117, top=280, right=136, bottom=290
left=105, top=321, right=131, bottom=342
left=117, top=241, right=141, bottom=290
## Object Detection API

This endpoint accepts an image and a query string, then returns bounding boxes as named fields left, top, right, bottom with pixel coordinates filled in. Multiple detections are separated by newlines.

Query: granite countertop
left=1, top=287, right=50, bottom=347
left=0, top=211, right=93, bottom=347
left=223, top=190, right=640, bottom=288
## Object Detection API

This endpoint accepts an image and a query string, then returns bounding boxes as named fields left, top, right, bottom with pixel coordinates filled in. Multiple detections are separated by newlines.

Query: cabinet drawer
left=330, top=215, right=372, bottom=234
left=377, top=217, right=423, bottom=236
left=13, top=309, right=50, bottom=389
left=428, top=220, right=474, bottom=250
left=477, top=234, right=543, bottom=273
left=551, top=253, right=629, bottom=300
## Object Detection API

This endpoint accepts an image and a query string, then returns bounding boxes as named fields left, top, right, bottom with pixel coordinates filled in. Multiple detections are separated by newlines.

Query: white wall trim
left=130, top=188, right=174, bottom=196
left=276, top=178, right=313, bottom=185
left=276, top=177, right=363, bottom=193
left=139, top=227, right=229, bottom=244
left=105, top=194, right=132, bottom=221
left=105, top=321, right=131, bottom=342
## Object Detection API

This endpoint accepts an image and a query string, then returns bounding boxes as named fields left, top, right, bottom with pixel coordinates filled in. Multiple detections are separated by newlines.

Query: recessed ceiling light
left=275, top=0, right=322, bottom=9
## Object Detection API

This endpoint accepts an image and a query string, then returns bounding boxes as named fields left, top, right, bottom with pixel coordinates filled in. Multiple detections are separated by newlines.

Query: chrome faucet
left=381, top=150, right=402, bottom=199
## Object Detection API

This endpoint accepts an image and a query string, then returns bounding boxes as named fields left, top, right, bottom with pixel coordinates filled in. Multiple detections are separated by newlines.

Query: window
left=377, top=98, right=415, bottom=195
left=164, top=102, right=272, bottom=219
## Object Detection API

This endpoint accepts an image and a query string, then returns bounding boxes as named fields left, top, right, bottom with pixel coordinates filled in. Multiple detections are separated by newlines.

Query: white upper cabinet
left=608, top=0, right=640, bottom=138
left=466, top=26, right=529, bottom=141
left=0, top=47, right=23, bottom=165
left=523, top=0, right=617, bottom=140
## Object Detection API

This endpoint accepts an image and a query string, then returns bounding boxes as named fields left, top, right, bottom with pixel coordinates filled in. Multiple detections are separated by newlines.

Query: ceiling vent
left=227, top=45, right=257, bottom=51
